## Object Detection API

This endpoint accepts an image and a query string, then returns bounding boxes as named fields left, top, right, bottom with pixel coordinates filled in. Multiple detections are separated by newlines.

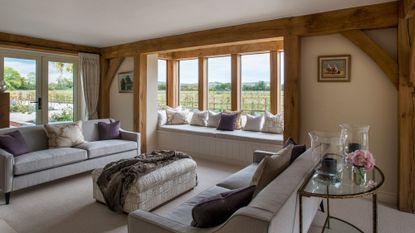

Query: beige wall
left=300, top=30, right=398, bottom=204
left=109, top=57, right=134, bottom=131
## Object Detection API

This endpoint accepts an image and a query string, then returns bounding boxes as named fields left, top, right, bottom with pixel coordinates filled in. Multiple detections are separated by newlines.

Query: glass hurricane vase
left=340, top=124, right=370, bottom=154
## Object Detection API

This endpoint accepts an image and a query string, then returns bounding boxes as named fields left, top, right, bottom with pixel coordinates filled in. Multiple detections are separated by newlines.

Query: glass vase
left=340, top=124, right=370, bottom=154
left=308, top=131, right=345, bottom=175
left=352, top=166, right=367, bottom=186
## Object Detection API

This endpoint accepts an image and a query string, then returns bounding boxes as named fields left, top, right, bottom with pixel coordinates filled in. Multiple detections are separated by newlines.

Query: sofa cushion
left=158, top=124, right=218, bottom=137
left=166, top=108, right=189, bottom=125
left=191, top=185, right=256, bottom=228
left=216, top=130, right=283, bottom=144
left=216, top=164, right=258, bottom=190
left=261, top=111, right=283, bottom=134
left=44, top=121, right=85, bottom=147
left=98, top=120, right=121, bottom=140
left=166, top=185, right=230, bottom=226
left=243, top=114, right=263, bottom=132
left=207, top=111, right=221, bottom=128
left=76, top=139, right=137, bottom=159
left=14, top=148, right=88, bottom=175
left=0, top=130, right=29, bottom=156
left=250, top=144, right=293, bottom=196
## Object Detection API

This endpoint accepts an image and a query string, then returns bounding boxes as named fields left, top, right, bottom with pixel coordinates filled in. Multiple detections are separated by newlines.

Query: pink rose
left=347, top=150, right=375, bottom=171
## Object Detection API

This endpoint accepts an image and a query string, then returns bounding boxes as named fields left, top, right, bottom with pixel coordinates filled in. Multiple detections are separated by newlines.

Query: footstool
left=92, top=158, right=197, bottom=213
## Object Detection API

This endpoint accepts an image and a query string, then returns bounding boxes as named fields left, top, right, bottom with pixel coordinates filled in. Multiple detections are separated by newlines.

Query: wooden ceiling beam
left=160, top=41, right=283, bottom=59
left=102, top=2, right=397, bottom=58
left=0, top=32, right=100, bottom=54
left=341, top=30, right=399, bottom=89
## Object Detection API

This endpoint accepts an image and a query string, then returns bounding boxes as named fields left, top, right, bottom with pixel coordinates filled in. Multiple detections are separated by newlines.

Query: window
left=207, top=56, right=231, bottom=111
left=157, top=59, right=167, bottom=109
left=241, top=53, right=270, bottom=114
left=179, top=59, right=198, bottom=109
left=1, top=49, right=78, bottom=127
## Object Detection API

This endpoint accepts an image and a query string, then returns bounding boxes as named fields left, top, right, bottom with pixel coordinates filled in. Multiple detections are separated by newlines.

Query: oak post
left=283, top=35, right=301, bottom=142
left=134, top=54, right=148, bottom=153
left=231, top=54, right=241, bottom=111
left=167, top=60, right=179, bottom=108
left=270, top=51, right=279, bottom=114
left=198, top=57, right=208, bottom=110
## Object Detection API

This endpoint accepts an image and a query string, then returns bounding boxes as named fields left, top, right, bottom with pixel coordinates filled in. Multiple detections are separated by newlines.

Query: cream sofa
left=128, top=148, right=321, bottom=233
left=0, top=119, right=140, bottom=204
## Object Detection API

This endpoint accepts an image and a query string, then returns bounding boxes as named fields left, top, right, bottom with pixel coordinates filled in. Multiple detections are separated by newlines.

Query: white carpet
left=1, top=158, right=414, bottom=233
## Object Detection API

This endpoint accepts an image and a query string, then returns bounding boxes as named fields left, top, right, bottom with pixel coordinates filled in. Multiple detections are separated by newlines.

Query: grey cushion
left=82, top=119, right=112, bottom=142
left=216, top=164, right=258, bottom=190
left=14, top=148, right=87, bottom=175
left=167, top=185, right=230, bottom=225
left=76, top=139, right=138, bottom=159
left=216, top=130, right=283, bottom=144
left=158, top=124, right=218, bottom=137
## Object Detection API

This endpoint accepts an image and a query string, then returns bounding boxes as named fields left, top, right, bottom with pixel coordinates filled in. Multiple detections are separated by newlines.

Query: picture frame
left=118, top=72, right=134, bottom=93
left=318, top=55, right=351, bottom=82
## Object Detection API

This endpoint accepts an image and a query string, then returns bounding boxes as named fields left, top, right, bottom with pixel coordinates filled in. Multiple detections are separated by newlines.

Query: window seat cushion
left=158, top=124, right=283, bottom=144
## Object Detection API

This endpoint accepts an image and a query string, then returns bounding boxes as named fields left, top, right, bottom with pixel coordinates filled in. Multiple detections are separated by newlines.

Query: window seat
left=157, top=124, right=283, bottom=166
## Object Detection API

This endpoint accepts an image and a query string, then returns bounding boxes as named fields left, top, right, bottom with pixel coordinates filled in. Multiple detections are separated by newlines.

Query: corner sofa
left=128, top=148, right=321, bottom=233
left=0, top=119, right=140, bottom=204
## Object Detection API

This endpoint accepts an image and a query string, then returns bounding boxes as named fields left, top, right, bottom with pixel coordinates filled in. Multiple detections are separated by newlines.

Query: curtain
left=79, top=53, right=100, bottom=119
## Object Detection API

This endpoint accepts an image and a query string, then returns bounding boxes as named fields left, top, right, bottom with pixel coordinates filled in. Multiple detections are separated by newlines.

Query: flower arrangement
left=347, top=150, right=375, bottom=170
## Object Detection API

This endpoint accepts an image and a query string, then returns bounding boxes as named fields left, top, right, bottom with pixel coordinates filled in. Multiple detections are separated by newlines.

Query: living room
left=0, top=0, right=414, bottom=233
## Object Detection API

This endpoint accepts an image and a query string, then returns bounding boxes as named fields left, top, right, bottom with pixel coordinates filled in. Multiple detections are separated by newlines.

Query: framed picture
left=118, top=72, right=134, bottom=93
left=318, top=55, right=351, bottom=82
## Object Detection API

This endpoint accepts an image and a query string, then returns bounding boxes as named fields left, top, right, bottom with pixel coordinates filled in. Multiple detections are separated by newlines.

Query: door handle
left=30, top=97, right=42, bottom=110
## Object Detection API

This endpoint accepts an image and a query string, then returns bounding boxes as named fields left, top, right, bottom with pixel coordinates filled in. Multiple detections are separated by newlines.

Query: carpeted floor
left=1, top=158, right=414, bottom=233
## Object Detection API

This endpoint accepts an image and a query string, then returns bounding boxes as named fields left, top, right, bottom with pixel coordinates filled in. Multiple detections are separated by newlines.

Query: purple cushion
left=191, top=185, right=256, bottom=228
left=284, top=137, right=306, bottom=163
left=0, top=131, right=29, bottom=156
left=98, top=120, right=121, bottom=140
left=217, top=113, right=237, bottom=131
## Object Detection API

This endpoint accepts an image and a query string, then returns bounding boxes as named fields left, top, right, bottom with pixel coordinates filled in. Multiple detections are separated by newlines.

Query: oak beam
left=162, top=41, right=283, bottom=60
left=270, top=51, right=279, bottom=114
left=283, top=35, right=301, bottom=142
left=342, top=30, right=399, bottom=89
left=101, top=2, right=397, bottom=58
left=0, top=32, right=100, bottom=54
left=404, top=0, right=415, bottom=18
left=99, top=57, right=124, bottom=118
left=198, top=57, right=208, bottom=110
left=398, top=1, right=415, bottom=213
left=134, top=54, right=148, bottom=153
left=167, top=60, right=179, bottom=108
left=231, top=54, right=241, bottom=111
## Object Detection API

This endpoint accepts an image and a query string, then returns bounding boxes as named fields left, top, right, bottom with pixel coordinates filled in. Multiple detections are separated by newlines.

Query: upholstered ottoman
left=92, top=158, right=197, bottom=213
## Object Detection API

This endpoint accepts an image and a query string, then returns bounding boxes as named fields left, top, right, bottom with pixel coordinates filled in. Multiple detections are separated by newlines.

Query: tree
left=4, top=66, right=26, bottom=90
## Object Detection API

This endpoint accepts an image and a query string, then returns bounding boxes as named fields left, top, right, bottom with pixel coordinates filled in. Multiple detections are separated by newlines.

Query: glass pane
left=4, top=57, right=37, bottom=127
left=48, top=61, right=74, bottom=123
left=158, top=59, right=167, bottom=109
left=179, top=59, right=198, bottom=109
left=241, top=53, right=270, bottom=114
left=208, top=56, right=231, bottom=111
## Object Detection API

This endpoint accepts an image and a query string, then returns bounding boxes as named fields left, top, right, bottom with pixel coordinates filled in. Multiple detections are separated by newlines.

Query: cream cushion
left=207, top=111, right=221, bottom=128
left=44, top=121, right=85, bottom=147
left=190, top=110, right=208, bottom=126
left=243, top=114, right=263, bottom=132
left=166, top=108, right=189, bottom=125
left=262, top=111, right=284, bottom=134
left=250, top=144, right=293, bottom=195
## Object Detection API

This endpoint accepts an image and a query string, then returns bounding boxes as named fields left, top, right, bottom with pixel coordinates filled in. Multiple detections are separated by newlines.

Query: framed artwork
left=318, top=55, right=351, bottom=82
left=118, top=72, right=134, bottom=93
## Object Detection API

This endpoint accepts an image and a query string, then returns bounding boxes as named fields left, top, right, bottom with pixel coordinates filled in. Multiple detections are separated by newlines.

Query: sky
left=4, top=57, right=73, bottom=84
left=158, top=52, right=281, bottom=84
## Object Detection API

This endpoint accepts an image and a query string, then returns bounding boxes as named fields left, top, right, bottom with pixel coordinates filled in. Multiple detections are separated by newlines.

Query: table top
left=301, top=165, right=384, bottom=198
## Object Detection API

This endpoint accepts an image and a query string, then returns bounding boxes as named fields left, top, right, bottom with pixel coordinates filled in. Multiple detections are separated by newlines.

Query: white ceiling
left=0, top=0, right=396, bottom=48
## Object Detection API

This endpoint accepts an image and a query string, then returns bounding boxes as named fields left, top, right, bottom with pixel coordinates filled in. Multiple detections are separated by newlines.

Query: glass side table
left=299, top=165, right=384, bottom=233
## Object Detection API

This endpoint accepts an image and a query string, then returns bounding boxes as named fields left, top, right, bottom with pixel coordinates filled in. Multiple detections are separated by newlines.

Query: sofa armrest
left=253, top=150, right=277, bottom=163
left=120, top=129, right=141, bottom=154
left=129, top=210, right=207, bottom=233
left=0, top=149, right=14, bottom=193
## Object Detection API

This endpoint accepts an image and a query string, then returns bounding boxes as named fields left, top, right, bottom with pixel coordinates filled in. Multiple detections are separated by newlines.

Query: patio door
left=0, top=49, right=79, bottom=127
